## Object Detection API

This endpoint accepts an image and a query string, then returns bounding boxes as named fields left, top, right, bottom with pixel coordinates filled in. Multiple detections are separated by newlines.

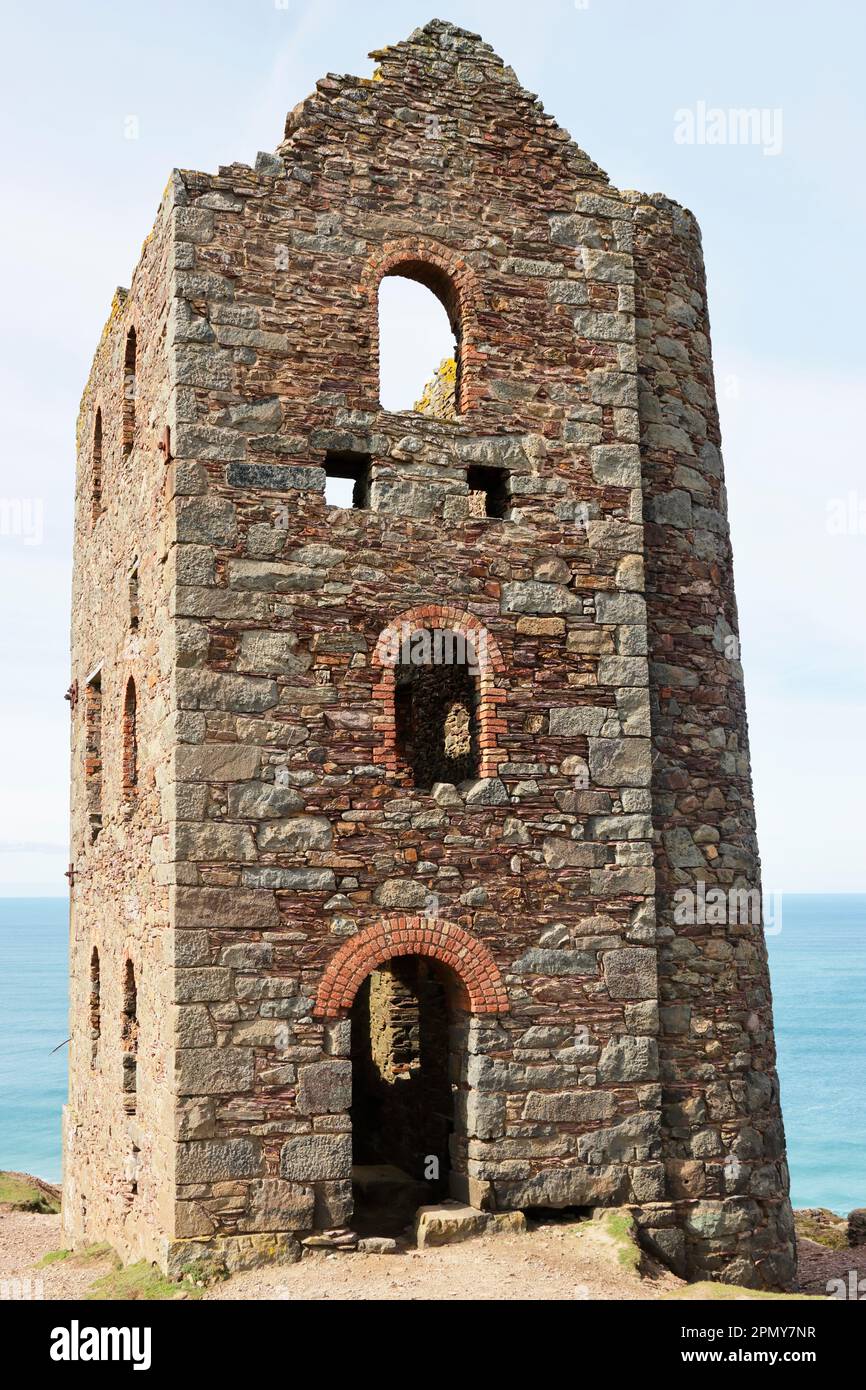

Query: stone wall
left=64, top=195, right=178, bottom=1264
left=64, top=19, right=792, bottom=1287
left=630, top=191, right=793, bottom=1286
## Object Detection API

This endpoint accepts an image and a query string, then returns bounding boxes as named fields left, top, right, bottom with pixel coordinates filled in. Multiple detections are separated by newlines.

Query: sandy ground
left=209, top=1221, right=680, bottom=1301
left=1, top=1210, right=678, bottom=1301
left=0, top=1211, right=119, bottom=1299
left=4, top=1210, right=862, bottom=1301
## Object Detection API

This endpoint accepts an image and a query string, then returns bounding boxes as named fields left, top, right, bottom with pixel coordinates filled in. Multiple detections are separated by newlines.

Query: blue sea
left=0, top=895, right=864, bottom=1209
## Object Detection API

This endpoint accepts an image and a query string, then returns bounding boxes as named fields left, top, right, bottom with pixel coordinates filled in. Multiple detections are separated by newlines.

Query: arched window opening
left=122, top=327, right=137, bottom=455
left=89, top=946, right=101, bottom=1067
left=378, top=270, right=460, bottom=419
left=128, top=559, right=140, bottom=631
left=91, top=410, right=103, bottom=522
left=373, top=606, right=506, bottom=780
left=315, top=916, right=508, bottom=1233
left=393, top=628, right=479, bottom=788
left=122, top=678, right=138, bottom=797
left=121, top=959, right=138, bottom=1113
left=84, top=671, right=103, bottom=842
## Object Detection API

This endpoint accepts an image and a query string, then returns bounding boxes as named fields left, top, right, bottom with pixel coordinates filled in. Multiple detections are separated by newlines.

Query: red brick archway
left=371, top=603, right=506, bottom=777
left=313, top=916, right=509, bottom=1018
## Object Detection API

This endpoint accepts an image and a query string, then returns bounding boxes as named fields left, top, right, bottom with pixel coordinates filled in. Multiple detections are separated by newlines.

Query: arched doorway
left=350, top=954, right=456, bottom=1233
left=313, top=917, right=508, bottom=1234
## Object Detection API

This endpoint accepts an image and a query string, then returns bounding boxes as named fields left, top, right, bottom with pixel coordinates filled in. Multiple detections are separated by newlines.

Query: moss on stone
left=37, top=1243, right=119, bottom=1270
left=414, top=355, right=457, bottom=419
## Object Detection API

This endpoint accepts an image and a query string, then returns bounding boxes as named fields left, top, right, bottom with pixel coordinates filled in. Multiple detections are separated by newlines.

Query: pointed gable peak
left=370, top=18, right=501, bottom=66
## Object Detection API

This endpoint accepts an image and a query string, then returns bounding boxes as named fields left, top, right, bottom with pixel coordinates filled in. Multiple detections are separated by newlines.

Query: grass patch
left=0, top=1172, right=61, bottom=1214
left=794, top=1208, right=848, bottom=1251
left=75, top=1243, right=119, bottom=1266
left=597, top=1209, right=643, bottom=1273
left=85, top=1262, right=202, bottom=1301
left=36, top=1243, right=118, bottom=1271
left=178, top=1256, right=229, bottom=1286
left=36, top=1248, right=71, bottom=1267
left=665, top=1282, right=825, bottom=1301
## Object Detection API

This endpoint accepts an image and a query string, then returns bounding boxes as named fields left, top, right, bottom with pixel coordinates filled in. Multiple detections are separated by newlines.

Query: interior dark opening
left=467, top=465, right=510, bottom=519
left=394, top=630, right=479, bottom=788
left=350, top=957, right=453, bottom=1235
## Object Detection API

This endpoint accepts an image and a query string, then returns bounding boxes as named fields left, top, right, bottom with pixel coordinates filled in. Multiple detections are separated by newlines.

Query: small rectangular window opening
left=126, top=1142, right=141, bottom=1199
left=324, top=450, right=371, bottom=509
left=467, top=466, right=510, bottom=519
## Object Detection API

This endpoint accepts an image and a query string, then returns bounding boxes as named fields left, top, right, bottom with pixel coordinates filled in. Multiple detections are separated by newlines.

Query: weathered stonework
left=63, top=19, right=793, bottom=1288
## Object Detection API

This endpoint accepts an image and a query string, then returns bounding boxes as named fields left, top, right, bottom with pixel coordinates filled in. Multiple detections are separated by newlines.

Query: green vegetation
left=178, top=1255, right=229, bottom=1287
left=794, top=1208, right=849, bottom=1251
left=36, top=1248, right=71, bottom=1267
left=665, top=1282, right=825, bottom=1301
left=597, top=1209, right=643, bottom=1273
left=0, top=1172, right=61, bottom=1214
left=85, top=1262, right=202, bottom=1302
left=36, top=1242, right=117, bottom=1271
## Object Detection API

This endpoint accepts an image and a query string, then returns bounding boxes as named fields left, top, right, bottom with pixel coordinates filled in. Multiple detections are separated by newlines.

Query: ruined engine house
left=64, top=20, right=793, bottom=1288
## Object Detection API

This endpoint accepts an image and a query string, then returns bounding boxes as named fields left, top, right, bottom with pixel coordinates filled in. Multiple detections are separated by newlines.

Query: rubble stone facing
left=63, top=19, right=791, bottom=1287
left=630, top=191, right=794, bottom=1288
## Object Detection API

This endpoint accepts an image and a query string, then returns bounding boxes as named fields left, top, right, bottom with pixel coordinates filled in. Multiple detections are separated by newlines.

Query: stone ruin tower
left=63, top=19, right=794, bottom=1287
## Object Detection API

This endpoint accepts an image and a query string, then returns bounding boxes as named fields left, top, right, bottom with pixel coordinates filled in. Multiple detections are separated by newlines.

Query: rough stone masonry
left=63, top=19, right=795, bottom=1288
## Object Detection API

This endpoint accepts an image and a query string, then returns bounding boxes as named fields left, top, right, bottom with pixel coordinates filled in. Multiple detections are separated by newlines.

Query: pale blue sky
left=0, top=0, right=863, bottom=893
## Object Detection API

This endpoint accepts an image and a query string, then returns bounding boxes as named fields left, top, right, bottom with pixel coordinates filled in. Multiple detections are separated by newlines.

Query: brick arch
left=364, top=236, right=484, bottom=413
left=313, top=916, right=508, bottom=1018
left=371, top=603, right=506, bottom=776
